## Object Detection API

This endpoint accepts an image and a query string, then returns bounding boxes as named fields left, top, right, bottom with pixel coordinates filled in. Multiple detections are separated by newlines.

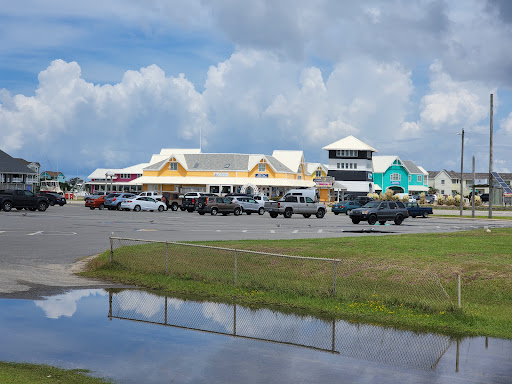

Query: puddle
left=0, top=289, right=511, bottom=383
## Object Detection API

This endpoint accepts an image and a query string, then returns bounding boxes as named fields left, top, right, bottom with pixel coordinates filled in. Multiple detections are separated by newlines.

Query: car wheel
left=345, top=209, right=352, bottom=215
left=394, top=215, right=404, bottom=225
left=158, top=205, right=164, bottom=212
left=284, top=208, right=293, bottom=218
left=3, top=202, right=13, bottom=212
left=258, top=207, right=264, bottom=215
left=368, top=214, right=377, bottom=225
left=351, top=218, right=360, bottom=224
left=269, top=212, right=278, bottom=218
left=234, top=207, right=241, bottom=216
left=134, top=205, right=141, bottom=212
left=90, top=207, right=95, bottom=210
left=422, top=211, right=429, bottom=218
left=171, top=203, right=178, bottom=211
left=334, top=212, right=339, bottom=215
left=49, top=200, right=55, bottom=206
left=316, top=209, right=325, bottom=219
left=303, top=214, right=311, bottom=218
left=379, top=221, right=386, bottom=225
left=37, top=202, right=48, bottom=212
left=211, top=208, right=218, bottom=216
left=98, top=203, right=105, bottom=210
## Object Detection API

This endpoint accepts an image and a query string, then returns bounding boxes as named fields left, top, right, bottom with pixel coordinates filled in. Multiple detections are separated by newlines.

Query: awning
left=128, top=176, right=315, bottom=188
left=408, top=185, right=429, bottom=192
left=333, top=181, right=347, bottom=190
left=337, top=181, right=373, bottom=193
left=374, top=184, right=382, bottom=191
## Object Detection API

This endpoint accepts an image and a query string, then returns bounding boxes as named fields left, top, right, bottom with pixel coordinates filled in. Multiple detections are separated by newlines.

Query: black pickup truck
left=0, top=189, right=49, bottom=212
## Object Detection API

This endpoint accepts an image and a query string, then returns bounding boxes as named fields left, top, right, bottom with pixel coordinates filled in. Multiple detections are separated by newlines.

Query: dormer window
left=258, top=163, right=266, bottom=172
left=169, top=162, right=178, bottom=171
left=225, top=164, right=230, bottom=168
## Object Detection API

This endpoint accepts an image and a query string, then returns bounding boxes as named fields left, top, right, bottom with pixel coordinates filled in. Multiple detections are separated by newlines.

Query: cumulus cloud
left=0, top=59, right=209, bottom=171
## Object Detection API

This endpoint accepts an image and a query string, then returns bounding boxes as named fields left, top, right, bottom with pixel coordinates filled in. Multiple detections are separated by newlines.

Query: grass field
left=81, top=228, right=512, bottom=339
left=0, top=362, right=112, bottom=383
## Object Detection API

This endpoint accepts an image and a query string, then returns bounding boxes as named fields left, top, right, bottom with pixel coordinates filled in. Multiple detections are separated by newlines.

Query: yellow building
left=132, top=149, right=317, bottom=197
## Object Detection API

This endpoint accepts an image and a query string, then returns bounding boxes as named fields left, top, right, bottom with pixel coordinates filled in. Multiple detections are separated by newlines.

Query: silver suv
left=228, top=196, right=265, bottom=215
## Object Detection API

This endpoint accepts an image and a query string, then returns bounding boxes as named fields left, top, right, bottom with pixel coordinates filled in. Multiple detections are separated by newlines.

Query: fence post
left=457, top=274, right=461, bottom=308
left=165, top=241, right=169, bottom=275
left=110, top=236, right=113, bottom=263
left=332, top=259, right=338, bottom=296
left=234, top=250, right=238, bottom=286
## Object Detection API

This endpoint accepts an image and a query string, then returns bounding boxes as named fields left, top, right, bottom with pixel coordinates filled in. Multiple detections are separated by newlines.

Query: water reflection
left=0, top=288, right=510, bottom=384
left=108, top=289, right=452, bottom=371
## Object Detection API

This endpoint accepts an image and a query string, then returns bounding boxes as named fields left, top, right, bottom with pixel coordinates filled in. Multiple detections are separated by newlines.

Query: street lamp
left=457, top=129, right=464, bottom=218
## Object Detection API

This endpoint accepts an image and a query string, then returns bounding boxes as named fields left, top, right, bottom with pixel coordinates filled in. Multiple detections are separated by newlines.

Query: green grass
left=0, top=362, right=113, bottom=383
left=81, top=228, right=512, bottom=339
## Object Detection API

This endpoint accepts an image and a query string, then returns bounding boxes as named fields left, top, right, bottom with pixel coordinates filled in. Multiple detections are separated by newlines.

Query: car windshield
left=363, top=201, right=380, bottom=208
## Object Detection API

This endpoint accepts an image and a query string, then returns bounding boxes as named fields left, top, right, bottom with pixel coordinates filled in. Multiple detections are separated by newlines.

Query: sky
left=1, top=0, right=512, bottom=180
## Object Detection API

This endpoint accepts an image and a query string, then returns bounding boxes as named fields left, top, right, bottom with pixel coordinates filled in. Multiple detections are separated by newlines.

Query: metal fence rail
left=109, top=236, right=453, bottom=312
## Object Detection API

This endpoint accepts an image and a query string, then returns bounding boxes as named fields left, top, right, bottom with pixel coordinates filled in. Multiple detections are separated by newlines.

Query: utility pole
left=489, top=94, right=493, bottom=218
left=458, top=129, right=464, bottom=218
left=472, top=156, right=475, bottom=218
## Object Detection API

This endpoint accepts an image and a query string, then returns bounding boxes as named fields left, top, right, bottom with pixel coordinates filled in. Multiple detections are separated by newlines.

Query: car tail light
left=113, top=198, right=117, bottom=201
left=126, top=200, right=132, bottom=203
left=278, top=202, right=281, bottom=208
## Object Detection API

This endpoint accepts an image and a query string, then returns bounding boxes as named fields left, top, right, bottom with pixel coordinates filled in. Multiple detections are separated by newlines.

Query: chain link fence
left=109, top=236, right=453, bottom=312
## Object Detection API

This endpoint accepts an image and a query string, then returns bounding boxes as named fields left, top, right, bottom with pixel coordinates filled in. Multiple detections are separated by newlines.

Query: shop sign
left=214, top=172, right=229, bottom=177
left=391, top=181, right=401, bottom=185
left=255, top=174, right=269, bottom=178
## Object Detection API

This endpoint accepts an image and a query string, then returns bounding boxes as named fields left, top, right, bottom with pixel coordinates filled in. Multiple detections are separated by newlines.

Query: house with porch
left=372, top=156, right=409, bottom=193
left=0, top=150, right=38, bottom=190
left=40, top=171, right=66, bottom=184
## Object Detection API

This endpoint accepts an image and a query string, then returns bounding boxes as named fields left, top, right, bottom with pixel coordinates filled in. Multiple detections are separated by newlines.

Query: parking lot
left=1, top=202, right=511, bottom=297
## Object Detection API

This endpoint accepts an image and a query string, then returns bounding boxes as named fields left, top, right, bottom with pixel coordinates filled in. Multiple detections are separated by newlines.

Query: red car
left=85, top=195, right=106, bottom=210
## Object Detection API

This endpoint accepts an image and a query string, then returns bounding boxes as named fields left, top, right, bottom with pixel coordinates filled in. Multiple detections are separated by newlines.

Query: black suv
left=349, top=200, right=409, bottom=225
left=38, top=191, right=66, bottom=206
left=196, top=196, right=242, bottom=216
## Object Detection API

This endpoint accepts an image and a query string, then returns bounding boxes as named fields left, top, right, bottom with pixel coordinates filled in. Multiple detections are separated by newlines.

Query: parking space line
left=242, top=230, right=247, bottom=233
left=317, top=229, right=323, bottom=233
left=270, top=230, right=276, bottom=233
left=27, top=231, right=44, bottom=236
left=0, top=231, right=5, bottom=234
left=292, top=230, right=299, bottom=233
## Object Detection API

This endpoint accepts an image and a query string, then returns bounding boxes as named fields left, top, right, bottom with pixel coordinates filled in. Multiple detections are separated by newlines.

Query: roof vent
left=225, top=164, right=230, bottom=168
left=193, top=163, right=199, bottom=168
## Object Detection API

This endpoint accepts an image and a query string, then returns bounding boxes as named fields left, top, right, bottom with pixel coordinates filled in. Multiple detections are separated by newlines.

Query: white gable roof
left=272, top=150, right=304, bottom=172
left=87, top=163, right=149, bottom=179
left=417, top=165, right=428, bottom=176
left=322, top=135, right=377, bottom=152
left=372, top=156, right=401, bottom=174
left=306, top=162, right=327, bottom=175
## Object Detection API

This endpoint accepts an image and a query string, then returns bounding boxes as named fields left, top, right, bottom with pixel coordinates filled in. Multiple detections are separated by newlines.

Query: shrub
left=419, top=192, right=426, bottom=204
left=454, top=194, right=462, bottom=206
left=437, top=195, right=445, bottom=205
left=401, top=194, right=410, bottom=203
left=446, top=195, right=456, bottom=206
left=475, top=195, right=482, bottom=206
left=368, top=193, right=380, bottom=201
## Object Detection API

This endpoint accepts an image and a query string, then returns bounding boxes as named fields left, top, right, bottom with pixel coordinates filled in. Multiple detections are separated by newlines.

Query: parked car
left=137, top=191, right=163, bottom=201
left=120, top=196, right=166, bottom=212
left=182, top=192, right=217, bottom=212
left=228, top=196, right=264, bottom=215
left=331, top=200, right=361, bottom=215
left=162, top=192, right=183, bottom=211
left=38, top=191, right=66, bottom=206
left=349, top=200, right=409, bottom=225
left=105, top=193, right=136, bottom=210
left=424, top=194, right=437, bottom=204
left=405, top=202, right=433, bottom=218
left=85, top=191, right=107, bottom=201
left=265, top=195, right=326, bottom=218
left=283, top=188, right=319, bottom=202
left=480, top=193, right=489, bottom=202
left=253, top=195, right=270, bottom=208
left=0, top=189, right=49, bottom=212
left=196, top=196, right=242, bottom=216
left=85, top=195, right=106, bottom=210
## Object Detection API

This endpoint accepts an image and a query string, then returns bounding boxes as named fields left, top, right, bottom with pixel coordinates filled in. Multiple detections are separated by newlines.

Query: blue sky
left=2, top=0, right=512, bottom=180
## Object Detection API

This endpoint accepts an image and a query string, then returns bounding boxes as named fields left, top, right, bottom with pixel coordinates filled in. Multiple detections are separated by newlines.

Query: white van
left=283, top=188, right=319, bottom=202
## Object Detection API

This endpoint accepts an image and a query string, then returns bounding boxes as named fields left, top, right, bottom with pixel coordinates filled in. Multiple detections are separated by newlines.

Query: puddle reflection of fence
left=107, top=290, right=453, bottom=371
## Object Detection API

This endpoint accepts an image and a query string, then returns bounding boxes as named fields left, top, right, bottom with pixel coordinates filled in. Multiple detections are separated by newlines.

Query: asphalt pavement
left=1, top=202, right=511, bottom=298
